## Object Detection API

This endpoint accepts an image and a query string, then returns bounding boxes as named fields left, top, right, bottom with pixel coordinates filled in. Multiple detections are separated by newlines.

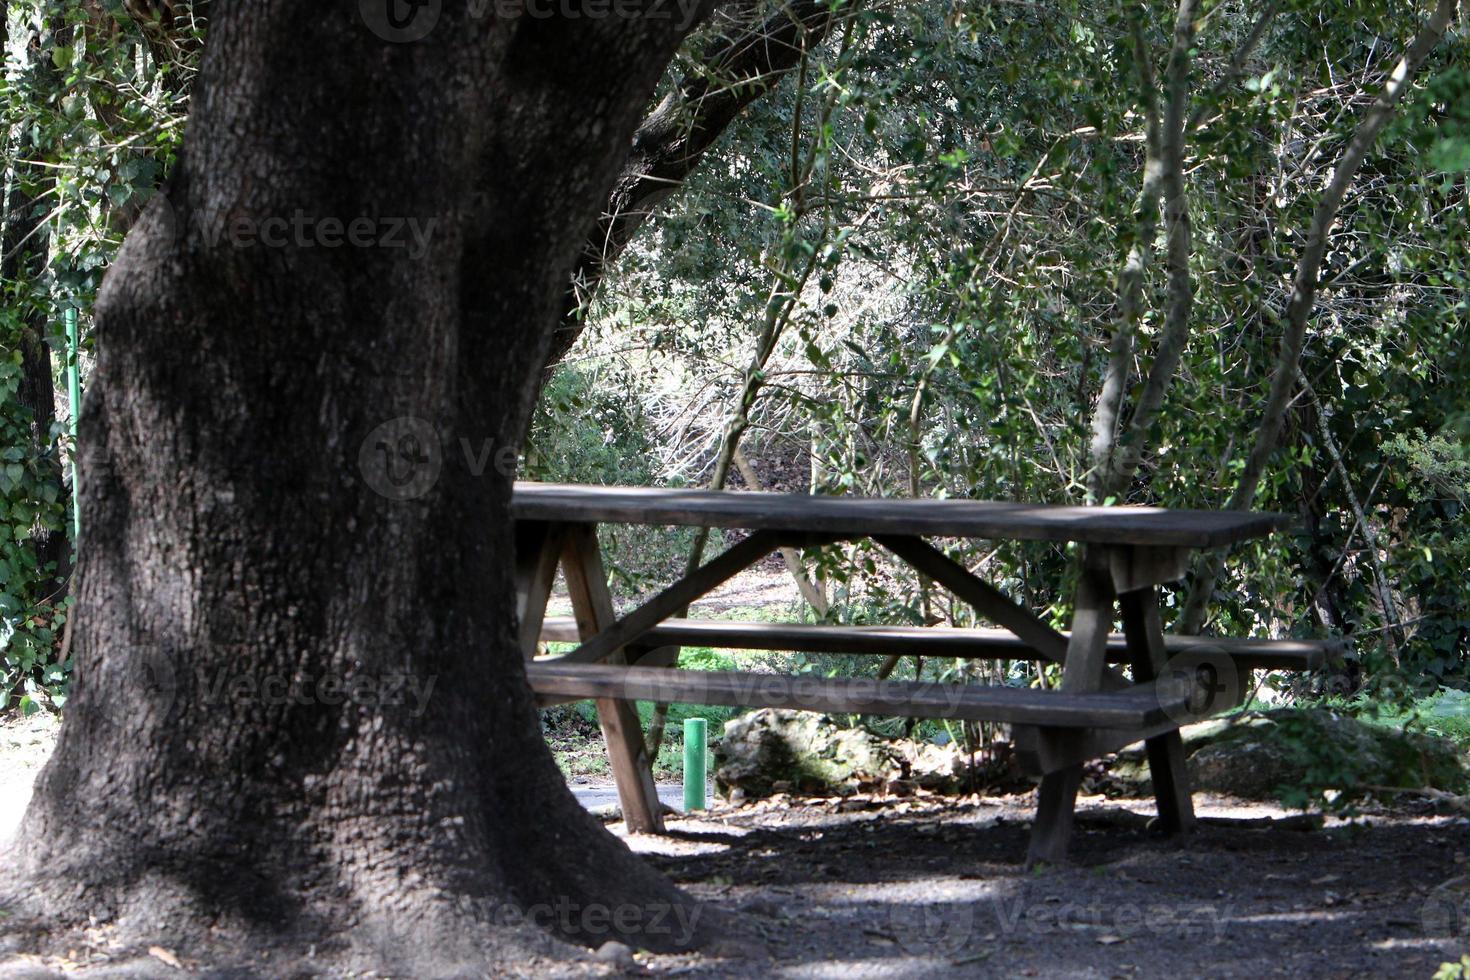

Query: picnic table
left=512, top=482, right=1337, bottom=864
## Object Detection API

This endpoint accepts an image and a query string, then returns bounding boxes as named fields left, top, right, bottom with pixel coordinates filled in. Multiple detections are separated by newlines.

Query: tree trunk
left=3, top=3, right=729, bottom=971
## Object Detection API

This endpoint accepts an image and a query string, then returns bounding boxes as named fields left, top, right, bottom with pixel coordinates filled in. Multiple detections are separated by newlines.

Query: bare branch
left=545, top=0, right=841, bottom=371
left=1176, top=0, right=1461, bottom=634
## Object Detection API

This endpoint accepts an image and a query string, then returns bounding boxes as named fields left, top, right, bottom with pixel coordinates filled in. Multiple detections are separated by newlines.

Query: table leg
left=1119, top=588, right=1197, bottom=835
left=515, top=520, right=564, bottom=658
left=560, top=523, right=665, bottom=834
left=1027, top=564, right=1115, bottom=867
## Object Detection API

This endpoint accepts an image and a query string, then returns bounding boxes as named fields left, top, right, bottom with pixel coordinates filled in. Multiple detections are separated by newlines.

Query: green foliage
left=2, top=0, right=1469, bottom=725
left=1, top=1, right=197, bottom=706
left=1436, top=956, right=1470, bottom=980
left=547, top=0, right=1470, bottom=690
left=0, top=348, right=69, bottom=712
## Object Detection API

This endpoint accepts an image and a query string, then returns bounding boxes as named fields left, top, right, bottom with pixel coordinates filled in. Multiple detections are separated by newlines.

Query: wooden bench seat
left=526, top=661, right=1188, bottom=729
left=537, top=617, right=1339, bottom=672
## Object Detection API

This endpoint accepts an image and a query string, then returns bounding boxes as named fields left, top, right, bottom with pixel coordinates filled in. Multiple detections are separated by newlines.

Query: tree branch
left=544, top=0, right=841, bottom=371
left=1087, top=17, right=1164, bottom=502
left=1176, top=0, right=1461, bottom=634
left=1092, top=0, right=1199, bottom=502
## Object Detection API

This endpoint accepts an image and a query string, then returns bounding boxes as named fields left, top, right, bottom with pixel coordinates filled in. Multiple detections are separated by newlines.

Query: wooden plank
left=872, top=535, right=1070, bottom=663
left=1010, top=675, right=1247, bottom=775
left=1120, top=589, right=1197, bottom=835
left=560, top=524, right=614, bottom=640
left=538, top=618, right=1335, bottom=672
left=515, top=521, right=564, bottom=658
left=512, top=482, right=1291, bottom=549
left=1104, top=545, right=1192, bottom=594
left=551, top=529, right=803, bottom=667
left=525, top=662, right=1187, bottom=728
left=1027, top=564, right=1115, bottom=867
left=559, top=523, right=664, bottom=834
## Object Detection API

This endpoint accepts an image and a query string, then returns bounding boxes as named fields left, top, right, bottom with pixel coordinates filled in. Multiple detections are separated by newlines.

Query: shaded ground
left=4, top=709, right=1470, bottom=976
left=628, top=792, right=1470, bottom=978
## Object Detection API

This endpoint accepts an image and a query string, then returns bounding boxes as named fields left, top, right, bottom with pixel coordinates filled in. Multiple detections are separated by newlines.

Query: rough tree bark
left=1, top=2, right=736, bottom=973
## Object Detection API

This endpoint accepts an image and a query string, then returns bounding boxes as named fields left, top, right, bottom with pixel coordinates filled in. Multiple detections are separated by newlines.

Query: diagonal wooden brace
left=548, top=529, right=830, bottom=668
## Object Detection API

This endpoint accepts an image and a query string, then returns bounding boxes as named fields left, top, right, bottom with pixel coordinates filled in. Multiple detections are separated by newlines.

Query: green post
left=682, top=718, right=707, bottom=812
left=65, top=307, right=80, bottom=543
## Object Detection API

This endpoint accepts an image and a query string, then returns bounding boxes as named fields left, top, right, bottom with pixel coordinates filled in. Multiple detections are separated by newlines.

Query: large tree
left=1, top=0, right=746, bottom=972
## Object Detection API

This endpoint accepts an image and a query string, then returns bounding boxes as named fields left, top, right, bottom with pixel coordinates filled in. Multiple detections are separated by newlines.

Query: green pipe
left=65, top=307, right=80, bottom=543
left=682, top=718, right=707, bottom=812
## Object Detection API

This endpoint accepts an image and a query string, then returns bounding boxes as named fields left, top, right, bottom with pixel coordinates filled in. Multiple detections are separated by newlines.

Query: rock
left=897, top=738, right=1013, bottom=792
left=713, top=709, right=901, bottom=798
left=1105, top=708, right=1468, bottom=804
left=587, top=802, right=621, bottom=821
left=593, top=940, right=637, bottom=969
left=712, top=708, right=1015, bottom=799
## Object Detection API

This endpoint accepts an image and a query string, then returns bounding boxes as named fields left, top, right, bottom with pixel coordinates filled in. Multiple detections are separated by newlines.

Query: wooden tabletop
left=511, top=483, right=1291, bottom=549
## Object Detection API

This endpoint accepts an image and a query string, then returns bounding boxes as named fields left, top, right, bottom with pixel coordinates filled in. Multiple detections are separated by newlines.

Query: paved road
left=570, top=781, right=696, bottom=812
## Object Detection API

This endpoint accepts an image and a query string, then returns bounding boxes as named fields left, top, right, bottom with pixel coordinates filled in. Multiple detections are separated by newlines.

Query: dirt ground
left=5, top=708, right=1470, bottom=977
left=629, top=792, right=1470, bottom=978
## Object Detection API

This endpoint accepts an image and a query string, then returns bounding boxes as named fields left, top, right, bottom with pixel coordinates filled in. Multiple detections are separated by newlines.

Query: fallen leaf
left=149, top=946, right=183, bottom=969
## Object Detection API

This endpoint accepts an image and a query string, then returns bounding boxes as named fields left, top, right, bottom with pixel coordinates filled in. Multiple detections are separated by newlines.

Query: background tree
left=533, top=0, right=1470, bottom=695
